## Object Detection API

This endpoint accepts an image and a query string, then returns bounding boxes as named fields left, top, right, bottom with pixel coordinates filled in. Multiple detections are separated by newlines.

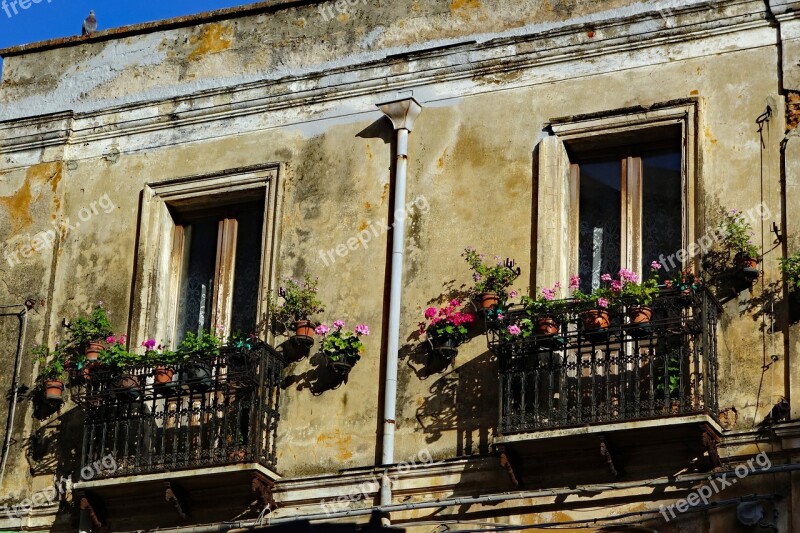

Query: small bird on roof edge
left=82, top=10, right=97, bottom=36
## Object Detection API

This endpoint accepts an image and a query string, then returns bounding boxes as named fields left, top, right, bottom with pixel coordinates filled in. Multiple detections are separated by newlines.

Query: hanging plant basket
left=677, top=287, right=695, bottom=308
left=327, top=354, right=359, bottom=376
left=626, top=306, right=653, bottom=337
left=735, top=252, right=760, bottom=283
left=431, top=335, right=459, bottom=361
left=580, top=309, right=611, bottom=342
left=44, top=380, right=65, bottom=403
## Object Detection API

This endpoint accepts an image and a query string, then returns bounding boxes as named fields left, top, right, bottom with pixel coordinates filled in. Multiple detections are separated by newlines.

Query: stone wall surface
left=0, top=0, right=798, bottom=530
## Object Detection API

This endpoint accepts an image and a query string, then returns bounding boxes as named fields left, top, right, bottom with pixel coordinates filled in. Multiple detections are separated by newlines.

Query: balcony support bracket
left=599, top=436, right=618, bottom=477
left=164, top=481, right=189, bottom=519
left=497, top=445, right=520, bottom=488
left=76, top=490, right=104, bottom=528
left=702, top=425, right=721, bottom=468
left=252, top=475, right=277, bottom=511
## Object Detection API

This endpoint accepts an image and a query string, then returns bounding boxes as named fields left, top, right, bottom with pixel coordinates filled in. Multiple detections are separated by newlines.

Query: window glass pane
left=578, top=160, right=621, bottom=291
left=641, top=150, right=682, bottom=279
left=230, top=203, right=264, bottom=335
left=176, top=219, right=218, bottom=344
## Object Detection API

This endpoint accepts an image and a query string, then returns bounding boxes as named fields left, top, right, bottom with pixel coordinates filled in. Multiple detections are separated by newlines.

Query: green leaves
left=68, top=305, right=113, bottom=345
left=779, top=253, right=800, bottom=290
left=463, top=248, right=520, bottom=296
left=176, top=331, right=220, bottom=358
left=267, top=274, right=325, bottom=328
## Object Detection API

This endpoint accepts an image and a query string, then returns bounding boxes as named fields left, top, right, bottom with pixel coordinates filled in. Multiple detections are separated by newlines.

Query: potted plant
left=665, top=269, right=702, bottom=308
left=521, top=285, right=566, bottom=336
left=33, top=343, right=68, bottom=403
left=68, top=305, right=114, bottom=363
left=175, top=331, right=220, bottom=392
left=571, top=274, right=615, bottom=339
left=779, top=252, right=800, bottom=292
left=720, top=209, right=760, bottom=282
left=463, top=248, right=521, bottom=309
left=267, top=275, right=325, bottom=345
left=419, top=300, right=474, bottom=360
left=143, top=340, right=179, bottom=395
left=99, top=337, right=143, bottom=401
left=619, top=264, right=661, bottom=333
left=316, top=321, right=369, bottom=375
left=225, top=331, right=260, bottom=387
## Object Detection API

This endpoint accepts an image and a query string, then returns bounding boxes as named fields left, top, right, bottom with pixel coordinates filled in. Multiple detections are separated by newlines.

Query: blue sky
left=0, top=0, right=256, bottom=71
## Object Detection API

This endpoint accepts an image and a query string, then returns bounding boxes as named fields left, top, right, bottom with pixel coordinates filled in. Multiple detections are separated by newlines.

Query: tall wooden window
left=534, top=103, right=696, bottom=291
left=130, top=165, right=280, bottom=348
left=568, top=131, right=683, bottom=290
left=171, top=201, right=264, bottom=344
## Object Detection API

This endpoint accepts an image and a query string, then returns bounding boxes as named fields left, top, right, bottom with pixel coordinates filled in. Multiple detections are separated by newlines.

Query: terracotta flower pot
left=627, top=306, right=653, bottom=325
left=735, top=252, right=760, bottom=282
left=153, top=366, right=175, bottom=385
left=581, top=309, right=610, bottom=331
left=736, top=254, right=759, bottom=270
left=85, top=341, right=104, bottom=362
left=294, top=320, right=316, bottom=338
left=480, top=293, right=500, bottom=310
left=44, top=380, right=64, bottom=402
left=535, top=317, right=560, bottom=336
left=116, top=374, right=141, bottom=401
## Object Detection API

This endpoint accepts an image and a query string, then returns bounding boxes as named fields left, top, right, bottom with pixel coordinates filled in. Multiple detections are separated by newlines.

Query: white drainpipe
left=376, top=97, right=423, bottom=518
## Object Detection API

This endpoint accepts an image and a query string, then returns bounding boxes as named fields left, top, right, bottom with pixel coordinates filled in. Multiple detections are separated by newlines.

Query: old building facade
left=1, top=0, right=800, bottom=531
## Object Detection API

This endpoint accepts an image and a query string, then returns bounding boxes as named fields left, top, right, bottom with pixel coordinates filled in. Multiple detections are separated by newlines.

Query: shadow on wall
left=413, top=350, right=497, bottom=457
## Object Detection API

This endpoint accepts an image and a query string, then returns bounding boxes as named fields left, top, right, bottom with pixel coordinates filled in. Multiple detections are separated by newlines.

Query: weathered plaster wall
left=1, top=0, right=717, bottom=121
left=0, top=0, right=796, bottom=530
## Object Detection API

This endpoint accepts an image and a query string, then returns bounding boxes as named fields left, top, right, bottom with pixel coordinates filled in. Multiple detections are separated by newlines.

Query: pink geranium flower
left=355, top=324, right=370, bottom=336
left=424, top=307, right=437, bottom=319
left=507, top=324, right=522, bottom=336
left=315, top=324, right=330, bottom=336
left=333, top=320, right=345, bottom=329
left=597, top=298, right=609, bottom=309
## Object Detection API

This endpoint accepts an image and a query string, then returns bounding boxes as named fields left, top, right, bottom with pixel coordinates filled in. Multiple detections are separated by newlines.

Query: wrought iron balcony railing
left=74, top=343, right=286, bottom=478
left=488, top=288, right=721, bottom=434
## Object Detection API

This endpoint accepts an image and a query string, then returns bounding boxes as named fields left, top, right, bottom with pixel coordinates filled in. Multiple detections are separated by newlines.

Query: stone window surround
left=535, top=100, right=698, bottom=290
left=129, top=163, right=282, bottom=347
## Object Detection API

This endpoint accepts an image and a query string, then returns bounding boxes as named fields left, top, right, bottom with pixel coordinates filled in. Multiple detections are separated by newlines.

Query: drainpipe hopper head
left=377, top=97, right=423, bottom=131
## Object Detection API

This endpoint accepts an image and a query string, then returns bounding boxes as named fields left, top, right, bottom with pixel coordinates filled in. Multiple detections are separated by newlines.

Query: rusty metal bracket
left=164, top=481, right=189, bottom=519
left=702, top=426, right=721, bottom=468
left=497, top=445, right=520, bottom=488
left=252, top=475, right=277, bottom=511
left=599, top=436, right=618, bottom=477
